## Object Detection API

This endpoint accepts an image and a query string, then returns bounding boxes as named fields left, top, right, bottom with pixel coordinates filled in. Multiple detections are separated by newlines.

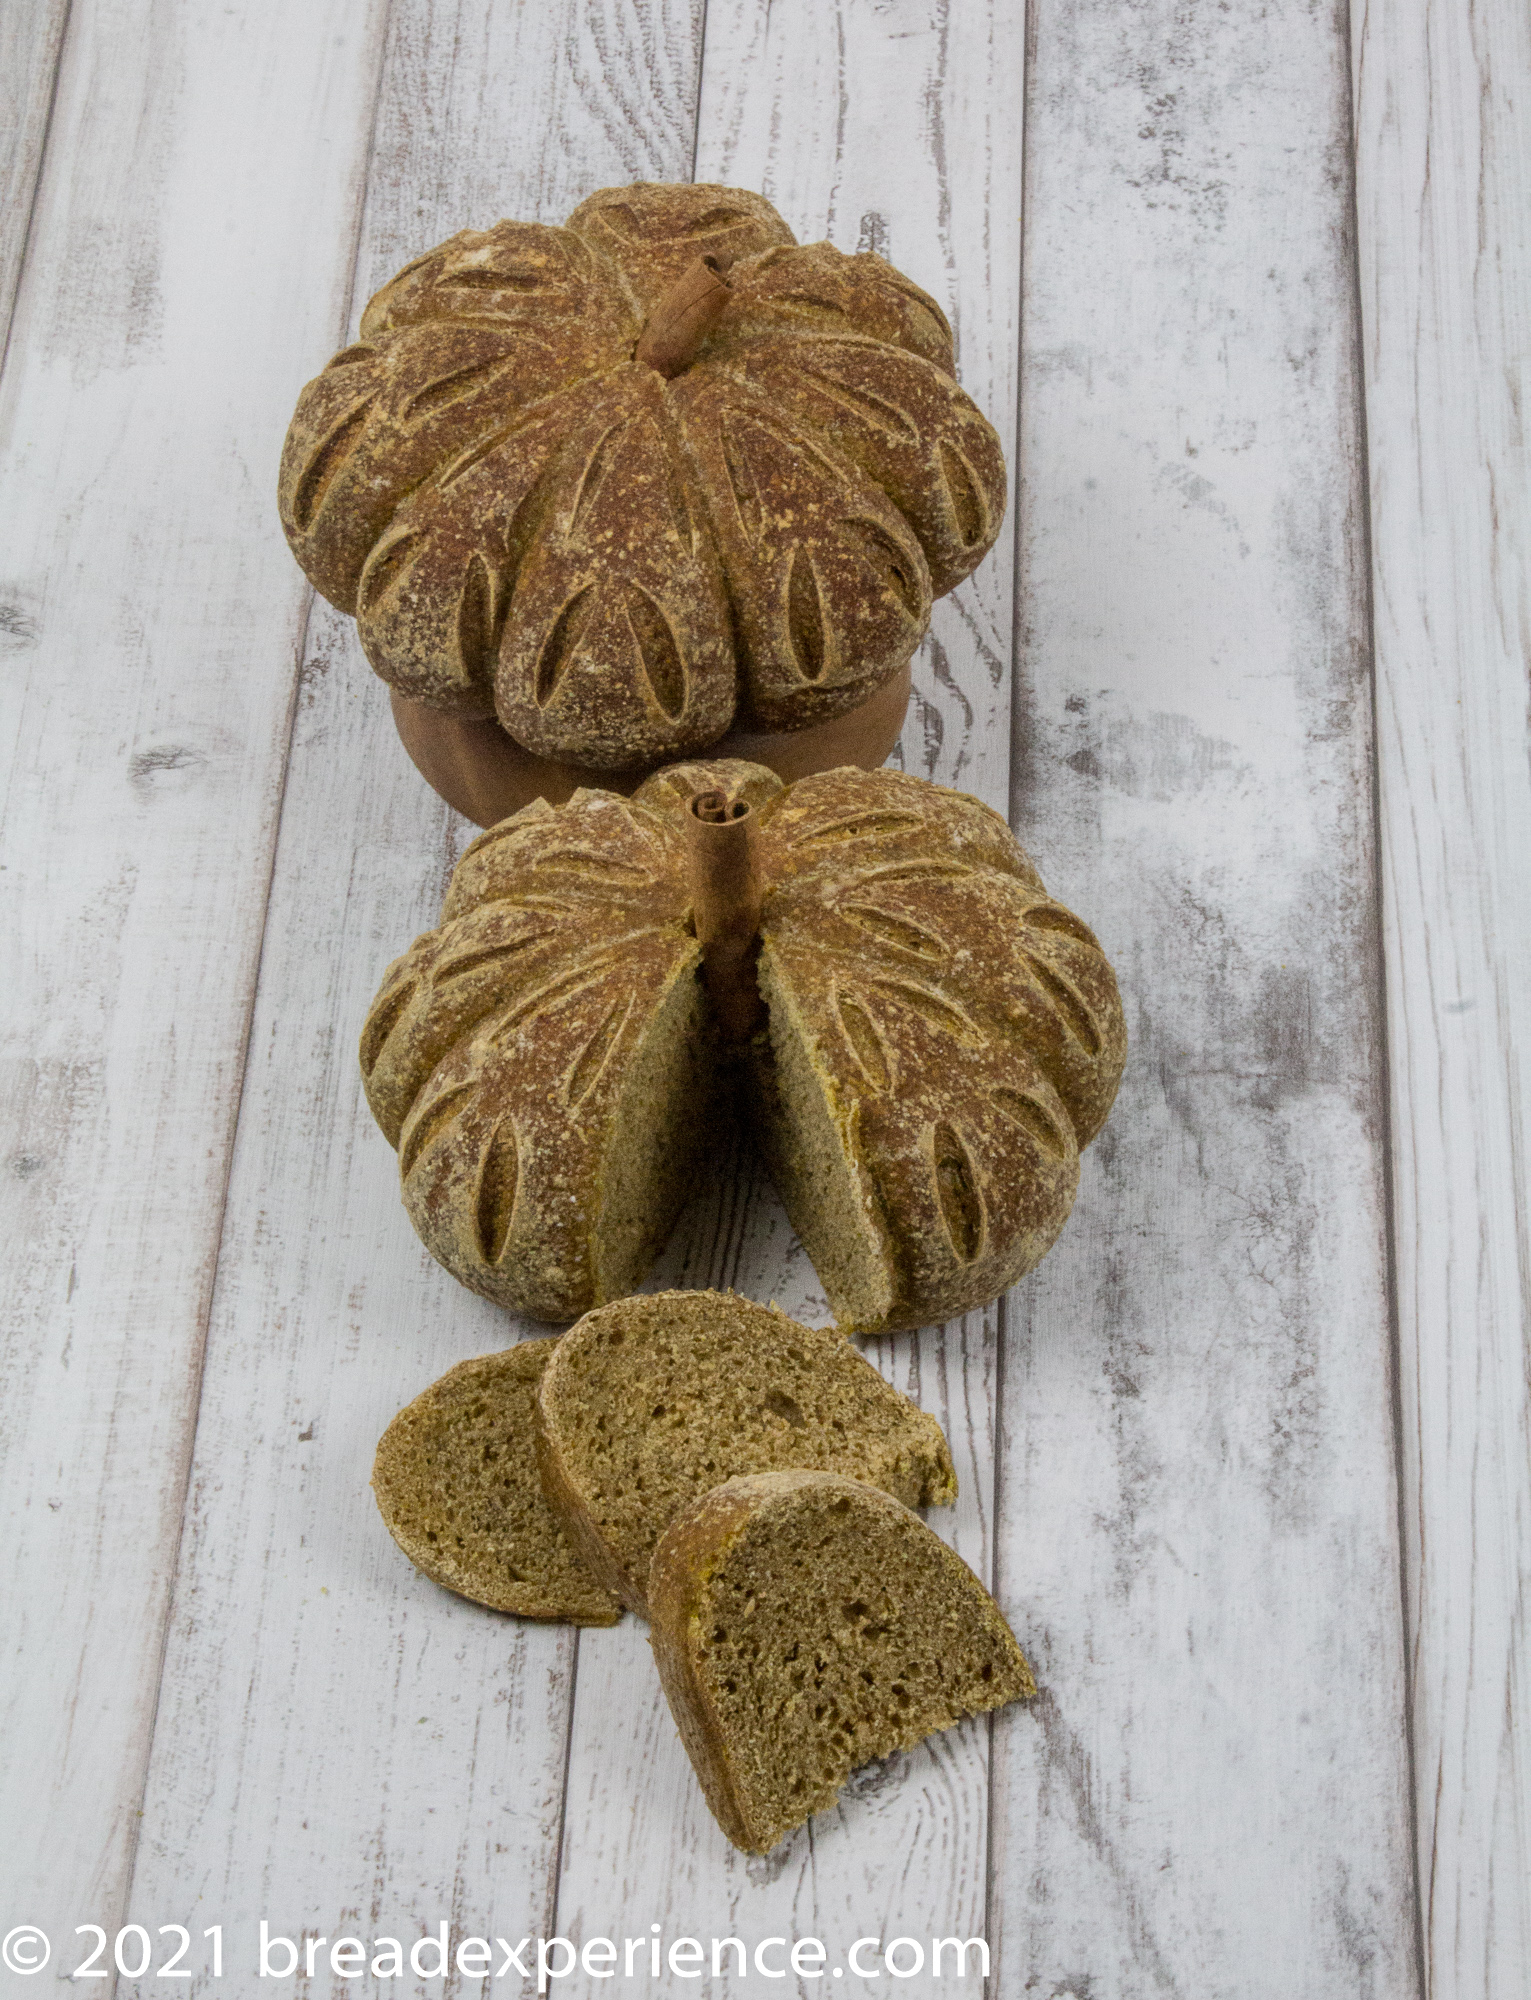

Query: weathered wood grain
left=122, top=5, right=707, bottom=1994
left=1353, top=2, right=1531, bottom=1993
left=0, top=0, right=70, bottom=363
left=0, top=0, right=391, bottom=1960
left=6, top=1, right=1507, bottom=1991
left=987, top=0, right=1418, bottom=1992
left=549, top=1, right=1025, bottom=1984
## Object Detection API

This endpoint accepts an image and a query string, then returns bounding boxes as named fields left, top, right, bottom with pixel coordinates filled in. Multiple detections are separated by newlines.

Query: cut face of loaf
left=360, top=758, right=1126, bottom=1330
left=535, top=1291, right=956, bottom=1613
left=648, top=1470, right=1035, bottom=1853
left=372, top=1339, right=620, bottom=1624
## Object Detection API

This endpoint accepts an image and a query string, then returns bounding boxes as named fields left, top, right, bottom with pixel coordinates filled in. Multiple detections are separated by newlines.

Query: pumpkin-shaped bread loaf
left=280, top=182, right=1005, bottom=805
left=361, top=760, right=1125, bottom=1333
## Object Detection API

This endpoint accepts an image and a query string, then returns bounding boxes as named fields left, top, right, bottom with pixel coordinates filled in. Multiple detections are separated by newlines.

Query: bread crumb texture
left=649, top=1470, right=1035, bottom=1852
left=360, top=758, right=1126, bottom=1331
left=372, top=1339, right=620, bottom=1625
left=536, top=1290, right=956, bottom=1612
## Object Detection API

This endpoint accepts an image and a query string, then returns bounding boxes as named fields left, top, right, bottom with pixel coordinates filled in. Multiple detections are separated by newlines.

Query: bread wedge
left=535, top=1290, right=956, bottom=1613
left=373, top=1339, right=620, bottom=1624
left=360, top=760, right=1126, bottom=1333
left=649, top=1469, right=1035, bottom=1852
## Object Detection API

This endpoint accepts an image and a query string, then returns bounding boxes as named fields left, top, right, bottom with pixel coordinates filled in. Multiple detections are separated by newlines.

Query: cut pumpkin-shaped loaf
left=372, top=1339, right=620, bottom=1624
left=278, top=180, right=1005, bottom=787
left=360, top=758, right=1126, bottom=1332
left=535, top=1291, right=956, bottom=1614
left=649, top=1470, right=1035, bottom=1853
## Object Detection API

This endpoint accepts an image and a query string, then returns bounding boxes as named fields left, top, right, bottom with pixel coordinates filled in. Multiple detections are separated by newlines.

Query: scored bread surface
left=360, top=758, right=1125, bottom=1330
left=372, top=1339, right=620, bottom=1624
left=748, top=763, right=1126, bottom=1330
left=648, top=1469, right=1035, bottom=1852
left=279, top=183, right=1007, bottom=771
left=535, top=1291, right=956, bottom=1614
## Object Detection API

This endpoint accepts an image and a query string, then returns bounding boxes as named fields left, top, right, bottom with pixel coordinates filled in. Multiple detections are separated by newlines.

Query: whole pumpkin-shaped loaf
left=361, top=761, right=1125, bottom=1333
left=280, top=182, right=1005, bottom=795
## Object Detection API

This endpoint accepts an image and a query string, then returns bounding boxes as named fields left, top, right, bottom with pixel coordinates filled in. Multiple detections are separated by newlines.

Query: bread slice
left=649, top=1469, right=1035, bottom=1852
left=373, top=1339, right=620, bottom=1624
left=535, top=1290, right=956, bottom=1613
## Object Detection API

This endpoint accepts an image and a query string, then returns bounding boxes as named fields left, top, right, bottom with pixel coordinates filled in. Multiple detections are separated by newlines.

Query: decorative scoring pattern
left=279, top=185, right=1007, bottom=770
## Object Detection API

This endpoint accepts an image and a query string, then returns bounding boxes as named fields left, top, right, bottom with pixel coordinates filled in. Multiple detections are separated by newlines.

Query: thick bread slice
left=535, top=1291, right=956, bottom=1614
left=373, top=1340, right=620, bottom=1624
left=649, top=1470, right=1035, bottom=1852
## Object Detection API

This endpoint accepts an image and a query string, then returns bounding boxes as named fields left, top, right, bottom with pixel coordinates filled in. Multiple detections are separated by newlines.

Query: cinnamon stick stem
left=685, top=788, right=765, bottom=1043
left=634, top=255, right=734, bottom=379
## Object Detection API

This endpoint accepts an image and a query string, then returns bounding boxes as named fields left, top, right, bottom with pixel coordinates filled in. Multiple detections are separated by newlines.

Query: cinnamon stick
left=634, top=255, right=734, bottom=379
left=685, top=787, right=765, bottom=1042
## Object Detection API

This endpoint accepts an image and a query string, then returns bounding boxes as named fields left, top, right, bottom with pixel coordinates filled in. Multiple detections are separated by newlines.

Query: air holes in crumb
left=764, top=1389, right=805, bottom=1427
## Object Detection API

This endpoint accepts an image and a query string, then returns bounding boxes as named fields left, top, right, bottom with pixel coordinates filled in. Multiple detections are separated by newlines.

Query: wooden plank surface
left=122, top=6, right=708, bottom=1994
left=0, top=0, right=70, bottom=359
left=0, top=0, right=390, bottom=1963
left=1352, top=1, right=1531, bottom=1993
left=987, top=0, right=1419, bottom=1991
left=6, top=0, right=1525, bottom=1992
left=547, top=3, right=1025, bottom=1983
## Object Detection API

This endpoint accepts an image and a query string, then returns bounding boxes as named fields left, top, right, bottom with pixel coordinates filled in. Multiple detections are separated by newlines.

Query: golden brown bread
left=534, top=1291, right=956, bottom=1613
left=371, top=1340, right=620, bottom=1624
left=360, top=759, right=1126, bottom=1331
left=648, top=1470, right=1035, bottom=1852
left=279, top=182, right=1006, bottom=774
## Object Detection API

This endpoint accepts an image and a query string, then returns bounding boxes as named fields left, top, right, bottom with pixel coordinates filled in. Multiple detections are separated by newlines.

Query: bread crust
left=279, top=183, right=1006, bottom=772
left=360, top=759, right=1125, bottom=1328
left=648, top=1470, right=1035, bottom=1852
left=751, top=765, right=1128, bottom=1329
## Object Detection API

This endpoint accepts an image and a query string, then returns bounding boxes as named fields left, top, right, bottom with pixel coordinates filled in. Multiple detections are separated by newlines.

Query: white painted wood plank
left=0, top=0, right=69, bottom=359
left=987, top=0, right=1418, bottom=1993
left=551, top=2, right=1024, bottom=1985
left=0, top=0, right=390, bottom=1957
left=1352, top=2, right=1531, bottom=1993
left=697, top=0, right=1020, bottom=817
left=124, top=6, right=709, bottom=1993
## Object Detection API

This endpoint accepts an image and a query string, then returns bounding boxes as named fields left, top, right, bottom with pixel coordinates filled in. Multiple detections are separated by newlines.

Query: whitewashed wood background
left=0, top=0, right=1525, bottom=1995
